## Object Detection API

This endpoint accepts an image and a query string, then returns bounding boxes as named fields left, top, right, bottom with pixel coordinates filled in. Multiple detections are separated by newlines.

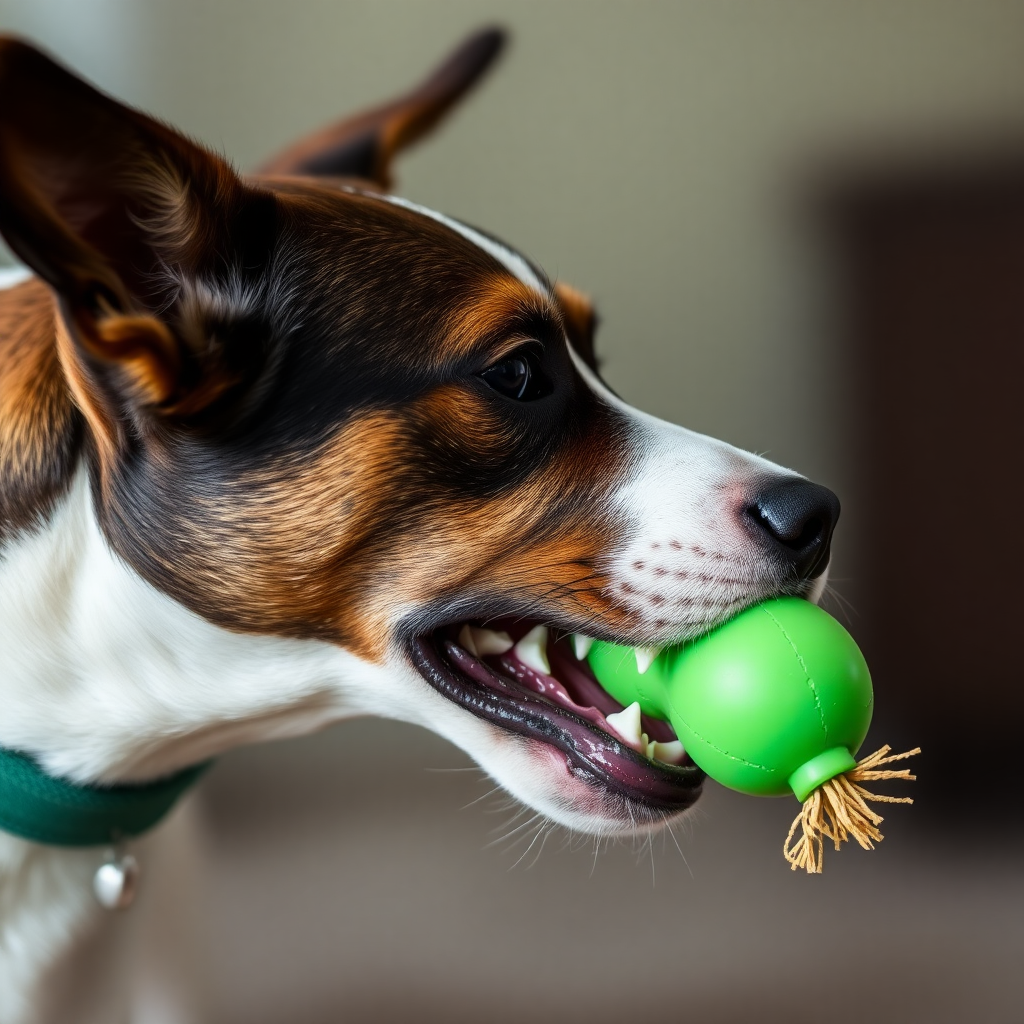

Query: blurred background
left=2, top=1, right=1022, bottom=1021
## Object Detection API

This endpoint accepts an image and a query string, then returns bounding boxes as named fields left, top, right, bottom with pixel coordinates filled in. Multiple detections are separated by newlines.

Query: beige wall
left=3, top=4, right=1024, bottom=1021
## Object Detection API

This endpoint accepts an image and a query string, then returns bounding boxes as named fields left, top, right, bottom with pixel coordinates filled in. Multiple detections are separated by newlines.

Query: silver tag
left=93, top=853, right=140, bottom=910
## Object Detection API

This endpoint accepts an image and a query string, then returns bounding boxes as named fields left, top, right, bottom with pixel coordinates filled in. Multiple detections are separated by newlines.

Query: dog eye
left=479, top=348, right=552, bottom=401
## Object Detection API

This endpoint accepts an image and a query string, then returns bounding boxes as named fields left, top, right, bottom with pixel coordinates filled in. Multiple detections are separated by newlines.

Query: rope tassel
left=784, top=745, right=921, bottom=873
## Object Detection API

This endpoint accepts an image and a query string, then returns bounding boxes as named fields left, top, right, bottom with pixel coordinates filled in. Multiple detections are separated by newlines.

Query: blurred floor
left=179, top=721, right=1024, bottom=1024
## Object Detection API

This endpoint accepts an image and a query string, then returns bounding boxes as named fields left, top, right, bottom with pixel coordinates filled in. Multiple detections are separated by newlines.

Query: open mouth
left=409, top=619, right=704, bottom=816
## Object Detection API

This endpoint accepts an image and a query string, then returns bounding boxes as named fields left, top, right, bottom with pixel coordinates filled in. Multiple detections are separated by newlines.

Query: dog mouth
left=409, top=619, right=704, bottom=815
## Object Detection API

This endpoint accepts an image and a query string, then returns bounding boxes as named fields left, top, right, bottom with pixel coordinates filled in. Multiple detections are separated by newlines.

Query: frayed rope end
left=784, top=745, right=921, bottom=874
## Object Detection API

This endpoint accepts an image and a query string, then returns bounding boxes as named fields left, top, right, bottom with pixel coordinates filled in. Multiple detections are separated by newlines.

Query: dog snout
left=745, top=478, right=840, bottom=580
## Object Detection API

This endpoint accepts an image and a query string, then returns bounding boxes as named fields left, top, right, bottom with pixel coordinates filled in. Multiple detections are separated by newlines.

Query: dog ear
left=259, top=27, right=506, bottom=188
left=553, top=281, right=600, bottom=373
left=0, top=37, right=275, bottom=419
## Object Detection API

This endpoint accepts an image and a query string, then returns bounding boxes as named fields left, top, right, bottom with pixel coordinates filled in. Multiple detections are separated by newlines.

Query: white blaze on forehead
left=363, top=190, right=549, bottom=299
left=0, top=265, right=31, bottom=290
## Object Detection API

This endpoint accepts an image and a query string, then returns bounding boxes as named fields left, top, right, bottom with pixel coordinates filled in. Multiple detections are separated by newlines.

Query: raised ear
left=553, top=281, right=600, bottom=373
left=259, top=27, right=506, bottom=188
left=0, top=37, right=275, bottom=417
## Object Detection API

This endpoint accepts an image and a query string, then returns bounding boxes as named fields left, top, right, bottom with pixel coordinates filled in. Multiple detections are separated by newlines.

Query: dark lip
left=409, top=631, right=704, bottom=815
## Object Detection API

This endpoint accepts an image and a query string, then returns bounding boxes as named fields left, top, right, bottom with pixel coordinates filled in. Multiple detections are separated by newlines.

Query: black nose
left=745, top=479, right=840, bottom=580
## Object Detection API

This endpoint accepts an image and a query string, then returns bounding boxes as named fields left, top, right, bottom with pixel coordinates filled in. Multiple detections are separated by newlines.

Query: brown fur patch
left=98, top=370, right=632, bottom=663
left=90, top=313, right=182, bottom=407
left=0, top=277, right=81, bottom=539
left=445, top=273, right=554, bottom=361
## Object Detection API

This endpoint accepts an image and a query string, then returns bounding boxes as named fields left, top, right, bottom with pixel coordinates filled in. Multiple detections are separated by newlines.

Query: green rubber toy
left=587, top=597, right=918, bottom=872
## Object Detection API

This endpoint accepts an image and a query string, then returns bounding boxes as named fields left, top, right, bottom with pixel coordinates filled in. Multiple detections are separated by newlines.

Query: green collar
left=0, top=747, right=209, bottom=847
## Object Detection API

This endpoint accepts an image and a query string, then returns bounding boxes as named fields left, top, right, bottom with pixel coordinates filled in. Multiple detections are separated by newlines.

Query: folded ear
left=0, top=37, right=275, bottom=418
left=553, top=281, right=600, bottom=373
left=259, top=26, right=506, bottom=188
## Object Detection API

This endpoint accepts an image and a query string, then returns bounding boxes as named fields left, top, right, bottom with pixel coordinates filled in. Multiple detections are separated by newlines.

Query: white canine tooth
left=457, top=624, right=479, bottom=657
left=634, top=646, right=660, bottom=675
left=513, top=625, right=551, bottom=675
left=571, top=634, right=595, bottom=660
left=471, top=627, right=514, bottom=655
left=606, top=702, right=643, bottom=747
left=650, top=740, right=686, bottom=765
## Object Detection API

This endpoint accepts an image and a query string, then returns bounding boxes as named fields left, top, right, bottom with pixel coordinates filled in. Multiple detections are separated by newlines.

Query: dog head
left=0, top=31, right=838, bottom=835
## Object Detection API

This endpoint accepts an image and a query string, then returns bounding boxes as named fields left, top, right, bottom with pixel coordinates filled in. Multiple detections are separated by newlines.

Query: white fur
left=0, top=835, right=104, bottom=1023
left=0, top=266, right=32, bottom=289
left=0, top=471, right=373, bottom=784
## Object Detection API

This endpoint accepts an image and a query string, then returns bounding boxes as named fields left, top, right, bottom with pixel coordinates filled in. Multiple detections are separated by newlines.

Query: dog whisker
left=460, top=786, right=504, bottom=812
left=485, top=811, right=543, bottom=849
left=665, top=821, right=694, bottom=879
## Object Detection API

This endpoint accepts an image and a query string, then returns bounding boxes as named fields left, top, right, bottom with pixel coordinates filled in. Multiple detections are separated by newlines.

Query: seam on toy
left=761, top=606, right=827, bottom=739
left=677, top=720, right=774, bottom=773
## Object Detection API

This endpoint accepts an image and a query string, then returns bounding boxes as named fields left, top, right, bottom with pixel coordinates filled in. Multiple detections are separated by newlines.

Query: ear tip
left=460, top=26, right=510, bottom=70
left=471, top=25, right=510, bottom=52
left=420, top=26, right=507, bottom=113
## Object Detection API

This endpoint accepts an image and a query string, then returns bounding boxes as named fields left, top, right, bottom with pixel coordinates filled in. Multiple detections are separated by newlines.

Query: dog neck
left=0, top=464, right=381, bottom=783
left=0, top=275, right=381, bottom=788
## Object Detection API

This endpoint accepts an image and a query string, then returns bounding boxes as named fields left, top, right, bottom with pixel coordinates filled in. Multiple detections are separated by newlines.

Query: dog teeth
left=634, top=646, right=660, bottom=675
left=571, top=634, right=594, bottom=660
left=605, top=702, right=643, bottom=747
left=458, top=625, right=514, bottom=658
left=457, top=624, right=479, bottom=657
left=647, top=739, right=686, bottom=765
left=471, top=627, right=514, bottom=655
left=514, top=625, right=551, bottom=675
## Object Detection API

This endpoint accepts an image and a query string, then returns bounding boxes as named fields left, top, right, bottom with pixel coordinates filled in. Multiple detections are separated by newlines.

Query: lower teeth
left=647, top=739, right=685, bottom=765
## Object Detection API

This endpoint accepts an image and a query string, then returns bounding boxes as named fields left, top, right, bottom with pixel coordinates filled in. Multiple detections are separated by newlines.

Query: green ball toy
left=587, top=597, right=918, bottom=872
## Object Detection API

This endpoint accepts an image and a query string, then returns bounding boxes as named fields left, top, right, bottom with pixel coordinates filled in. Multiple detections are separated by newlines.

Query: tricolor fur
left=0, top=30, right=838, bottom=1022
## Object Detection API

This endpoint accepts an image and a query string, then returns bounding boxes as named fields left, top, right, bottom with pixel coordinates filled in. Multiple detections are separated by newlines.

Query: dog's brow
left=445, top=273, right=554, bottom=361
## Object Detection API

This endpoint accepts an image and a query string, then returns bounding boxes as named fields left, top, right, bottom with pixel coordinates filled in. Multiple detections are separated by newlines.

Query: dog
left=0, top=28, right=839, bottom=1021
